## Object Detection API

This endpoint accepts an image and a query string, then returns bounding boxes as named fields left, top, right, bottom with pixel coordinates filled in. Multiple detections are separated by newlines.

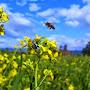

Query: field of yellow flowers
left=0, top=7, right=90, bottom=90
left=0, top=35, right=90, bottom=90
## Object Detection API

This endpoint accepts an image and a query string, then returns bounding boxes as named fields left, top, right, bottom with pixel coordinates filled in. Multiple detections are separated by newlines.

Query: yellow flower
left=43, top=69, right=49, bottom=75
left=22, top=65, right=26, bottom=70
left=0, top=7, right=3, bottom=12
left=0, top=75, right=7, bottom=85
left=35, top=34, right=41, bottom=40
left=12, top=61, right=18, bottom=69
left=4, top=53, right=8, bottom=57
left=22, top=54, right=26, bottom=59
left=12, top=56, right=16, bottom=60
left=0, top=68, right=3, bottom=73
left=8, top=69, right=17, bottom=78
left=0, top=31, right=5, bottom=36
left=0, top=54, right=4, bottom=60
left=34, top=34, right=41, bottom=43
left=14, top=45, right=17, bottom=48
left=43, top=69, right=54, bottom=80
left=30, top=49, right=36, bottom=55
left=17, top=55, right=21, bottom=59
left=1, top=12, right=9, bottom=22
left=48, top=50, right=52, bottom=56
left=41, top=55, right=49, bottom=60
left=24, top=36, right=30, bottom=41
left=50, top=41, right=56, bottom=48
left=48, top=70, right=54, bottom=80
left=54, top=52, right=58, bottom=58
left=24, top=87, right=30, bottom=90
left=2, top=64, right=7, bottom=70
left=39, top=45, right=47, bottom=52
left=19, top=40, right=25, bottom=45
left=38, top=74, right=41, bottom=80
left=68, top=84, right=74, bottom=90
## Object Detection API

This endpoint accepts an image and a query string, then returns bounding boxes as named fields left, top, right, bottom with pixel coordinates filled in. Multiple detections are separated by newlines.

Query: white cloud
left=16, top=0, right=42, bottom=6
left=29, top=3, right=40, bottom=11
left=37, top=8, right=56, bottom=17
left=83, top=0, right=90, bottom=4
left=65, top=20, right=80, bottom=27
left=11, top=13, right=32, bottom=26
left=85, top=33, right=90, bottom=37
left=37, top=2, right=90, bottom=27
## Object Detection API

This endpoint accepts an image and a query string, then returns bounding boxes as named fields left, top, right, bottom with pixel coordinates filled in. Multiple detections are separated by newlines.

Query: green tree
left=82, top=41, right=90, bottom=55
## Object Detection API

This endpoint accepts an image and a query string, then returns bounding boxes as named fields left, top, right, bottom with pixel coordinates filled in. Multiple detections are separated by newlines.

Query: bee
left=44, top=22, right=55, bottom=30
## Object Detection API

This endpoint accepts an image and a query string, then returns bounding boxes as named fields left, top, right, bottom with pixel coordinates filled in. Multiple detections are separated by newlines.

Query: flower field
left=0, top=6, right=90, bottom=90
left=0, top=35, right=90, bottom=90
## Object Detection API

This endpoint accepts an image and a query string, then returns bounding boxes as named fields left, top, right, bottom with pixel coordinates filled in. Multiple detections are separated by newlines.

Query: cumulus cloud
left=29, top=3, right=40, bottom=11
left=16, top=0, right=43, bottom=6
left=48, top=34, right=90, bottom=50
left=37, top=8, right=56, bottom=17
left=83, top=0, right=90, bottom=4
left=10, top=13, right=32, bottom=26
left=65, top=20, right=80, bottom=27
left=37, top=1, right=90, bottom=27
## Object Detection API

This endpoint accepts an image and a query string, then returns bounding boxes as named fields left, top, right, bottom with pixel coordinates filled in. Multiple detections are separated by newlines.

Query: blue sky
left=0, top=0, right=90, bottom=50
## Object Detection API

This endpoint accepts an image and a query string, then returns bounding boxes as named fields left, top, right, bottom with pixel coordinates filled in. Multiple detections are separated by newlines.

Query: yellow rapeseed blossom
left=0, top=7, right=3, bottom=12
left=0, top=68, right=3, bottom=73
left=41, top=55, right=49, bottom=60
left=2, top=64, right=7, bottom=70
left=24, top=87, right=30, bottom=90
left=22, top=65, right=26, bottom=70
left=0, top=76, right=4, bottom=84
left=12, top=61, right=18, bottom=69
left=43, top=69, right=49, bottom=75
left=43, top=69, right=54, bottom=80
left=12, top=56, right=16, bottom=60
left=38, top=74, right=41, bottom=80
left=8, top=69, right=17, bottom=78
left=68, top=84, right=75, bottom=90
left=48, top=70, right=54, bottom=80
left=14, top=45, right=17, bottom=48
left=30, top=49, right=36, bottom=55
left=17, top=55, right=21, bottom=59
left=49, top=41, right=56, bottom=48
left=0, top=32, right=4, bottom=36
left=1, top=12, right=9, bottom=22
left=54, top=52, right=58, bottom=58
left=0, top=54, right=4, bottom=60
left=29, top=61, right=34, bottom=70
left=24, top=36, right=30, bottom=41
left=0, top=75, right=7, bottom=85
left=34, top=34, right=41, bottom=43
left=20, top=40, right=25, bottom=45
left=39, top=45, right=46, bottom=52
left=4, top=53, right=8, bottom=57
left=48, top=50, right=52, bottom=56
left=22, top=54, right=26, bottom=59
left=35, top=34, right=41, bottom=40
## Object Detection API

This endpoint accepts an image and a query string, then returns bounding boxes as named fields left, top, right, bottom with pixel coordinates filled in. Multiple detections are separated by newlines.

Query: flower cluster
left=0, top=7, right=9, bottom=35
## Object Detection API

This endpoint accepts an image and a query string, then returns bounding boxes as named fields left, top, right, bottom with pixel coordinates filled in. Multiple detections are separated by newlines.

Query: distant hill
left=0, top=48, right=82, bottom=55
left=70, top=50, right=82, bottom=55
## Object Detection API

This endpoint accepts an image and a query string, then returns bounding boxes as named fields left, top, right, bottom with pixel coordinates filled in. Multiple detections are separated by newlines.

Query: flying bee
left=44, top=22, right=55, bottom=30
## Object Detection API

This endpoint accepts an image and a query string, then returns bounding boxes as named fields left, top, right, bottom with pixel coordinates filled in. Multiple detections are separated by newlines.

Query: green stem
left=35, top=62, right=38, bottom=90
left=38, top=74, right=48, bottom=87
